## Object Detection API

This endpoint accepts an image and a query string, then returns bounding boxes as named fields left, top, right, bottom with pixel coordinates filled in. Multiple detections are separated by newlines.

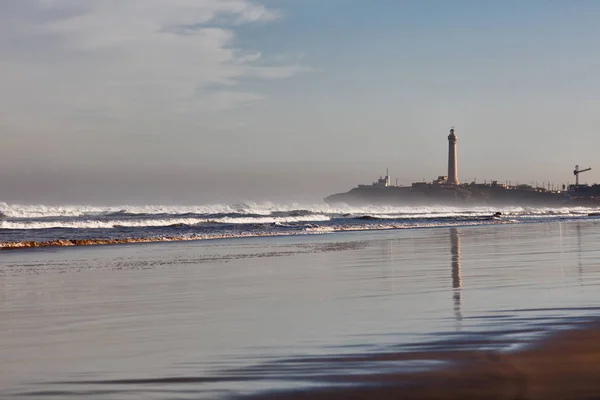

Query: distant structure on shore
left=447, top=129, right=459, bottom=185
left=323, top=128, right=600, bottom=206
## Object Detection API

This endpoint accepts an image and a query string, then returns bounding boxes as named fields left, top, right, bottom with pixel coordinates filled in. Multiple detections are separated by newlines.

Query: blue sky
left=1, top=0, right=599, bottom=203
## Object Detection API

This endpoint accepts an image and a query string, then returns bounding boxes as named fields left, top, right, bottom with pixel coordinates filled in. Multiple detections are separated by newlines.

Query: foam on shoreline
left=0, top=219, right=517, bottom=250
left=0, top=232, right=306, bottom=250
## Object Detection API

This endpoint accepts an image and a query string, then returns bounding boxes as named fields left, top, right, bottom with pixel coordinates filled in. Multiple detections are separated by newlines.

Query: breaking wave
left=1, top=202, right=595, bottom=219
left=0, top=214, right=330, bottom=230
left=1, top=201, right=599, bottom=250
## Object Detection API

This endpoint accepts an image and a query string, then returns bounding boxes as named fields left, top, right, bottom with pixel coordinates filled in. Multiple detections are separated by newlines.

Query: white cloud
left=0, top=0, right=306, bottom=138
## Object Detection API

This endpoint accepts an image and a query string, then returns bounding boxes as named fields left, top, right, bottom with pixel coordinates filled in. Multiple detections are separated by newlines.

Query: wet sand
left=251, top=322, right=600, bottom=399
left=3, top=221, right=600, bottom=399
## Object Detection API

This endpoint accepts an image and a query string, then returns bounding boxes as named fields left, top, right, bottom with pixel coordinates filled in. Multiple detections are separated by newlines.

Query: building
left=447, top=128, right=459, bottom=185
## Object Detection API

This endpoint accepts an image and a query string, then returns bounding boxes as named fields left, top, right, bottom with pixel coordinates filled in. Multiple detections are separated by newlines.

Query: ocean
left=2, top=203, right=600, bottom=398
left=1, top=202, right=600, bottom=248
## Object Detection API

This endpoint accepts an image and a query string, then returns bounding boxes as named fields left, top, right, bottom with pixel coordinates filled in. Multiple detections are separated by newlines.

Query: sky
left=1, top=0, right=600, bottom=204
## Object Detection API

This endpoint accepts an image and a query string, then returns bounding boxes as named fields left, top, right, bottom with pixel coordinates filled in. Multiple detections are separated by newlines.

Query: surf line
left=0, top=231, right=318, bottom=250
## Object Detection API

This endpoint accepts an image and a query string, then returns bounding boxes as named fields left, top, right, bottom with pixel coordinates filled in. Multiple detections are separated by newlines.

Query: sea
left=2, top=202, right=600, bottom=398
left=1, top=202, right=600, bottom=248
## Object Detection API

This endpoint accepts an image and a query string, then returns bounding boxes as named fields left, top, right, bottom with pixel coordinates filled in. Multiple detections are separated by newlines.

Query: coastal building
left=359, top=169, right=390, bottom=188
left=324, top=127, right=600, bottom=206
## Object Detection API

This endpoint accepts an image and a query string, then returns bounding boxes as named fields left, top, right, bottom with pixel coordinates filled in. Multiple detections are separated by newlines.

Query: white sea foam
left=0, top=218, right=523, bottom=249
left=0, top=218, right=208, bottom=230
left=1, top=201, right=598, bottom=220
left=0, top=214, right=331, bottom=230
left=0, top=204, right=260, bottom=219
left=215, top=215, right=330, bottom=224
left=3, top=211, right=597, bottom=250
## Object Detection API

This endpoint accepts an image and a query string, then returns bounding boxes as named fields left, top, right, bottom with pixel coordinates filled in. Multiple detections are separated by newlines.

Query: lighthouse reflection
left=450, top=228, right=462, bottom=322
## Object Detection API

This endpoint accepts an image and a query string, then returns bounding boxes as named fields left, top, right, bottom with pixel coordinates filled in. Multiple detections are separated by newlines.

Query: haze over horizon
left=1, top=0, right=599, bottom=205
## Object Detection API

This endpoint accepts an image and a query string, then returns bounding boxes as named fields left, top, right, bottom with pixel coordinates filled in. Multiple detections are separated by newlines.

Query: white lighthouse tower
left=447, top=128, right=459, bottom=185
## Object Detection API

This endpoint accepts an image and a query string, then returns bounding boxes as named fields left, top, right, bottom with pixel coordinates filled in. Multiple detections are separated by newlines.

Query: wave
left=0, top=229, right=334, bottom=250
left=0, top=214, right=331, bottom=230
left=0, top=233, right=295, bottom=250
left=1, top=201, right=599, bottom=252
left=354, top=215, right=381, bottom=220
left=0, top=218, right=524, bottom=250
left=0, top=203, right=279, bottom=219
left=0, top=218, right=207, bottom=230
left=1, top=201, right=598, bottom=220
left=0, top=201, right=343, bottom=219
left=212, top=215, right=330, bottom=225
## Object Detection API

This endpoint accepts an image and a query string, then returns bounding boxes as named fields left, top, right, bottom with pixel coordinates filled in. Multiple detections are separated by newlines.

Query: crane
left=574, top=165, right=592, bottom=186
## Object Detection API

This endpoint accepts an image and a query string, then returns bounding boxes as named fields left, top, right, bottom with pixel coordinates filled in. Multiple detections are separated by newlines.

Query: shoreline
left=250, top=320, right=600, bottom=399
left=1, top=216, right=592, bottom=251
left=0, top=231, right=307, bottom=250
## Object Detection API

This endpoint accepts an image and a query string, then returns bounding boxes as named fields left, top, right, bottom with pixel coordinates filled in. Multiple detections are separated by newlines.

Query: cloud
left=0, top=0, right=307, bottom=138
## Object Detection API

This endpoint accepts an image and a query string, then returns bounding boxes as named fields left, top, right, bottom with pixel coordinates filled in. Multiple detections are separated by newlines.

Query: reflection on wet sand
left=450, top=228, right=462, bottom=322
left=6, top=221, right=600, bottom=399
left=382, top=239, right=395, bottom=292
left=577, top=223, right=583, bottom=279
left=248, top=223, right=600, bottom=400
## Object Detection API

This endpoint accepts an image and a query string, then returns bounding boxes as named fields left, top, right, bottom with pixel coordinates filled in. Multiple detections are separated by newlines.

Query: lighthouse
left=447, top=128, right=459, bottom=185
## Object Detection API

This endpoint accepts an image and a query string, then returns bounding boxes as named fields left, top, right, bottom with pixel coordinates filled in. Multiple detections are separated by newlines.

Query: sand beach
left=2, top=220, right=600, bottom=399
